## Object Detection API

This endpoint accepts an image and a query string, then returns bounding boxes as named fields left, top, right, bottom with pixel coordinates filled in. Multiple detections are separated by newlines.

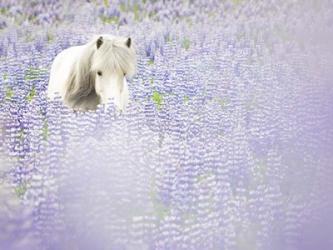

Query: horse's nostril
left=97, top=71, right=102, bottom=76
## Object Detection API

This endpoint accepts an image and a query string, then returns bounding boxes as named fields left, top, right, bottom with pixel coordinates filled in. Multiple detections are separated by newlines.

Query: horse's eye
left=97, top=71, right=102, bottom=76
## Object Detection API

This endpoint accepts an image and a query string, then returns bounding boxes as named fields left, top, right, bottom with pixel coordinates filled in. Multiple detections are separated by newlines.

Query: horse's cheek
left=96, top=79, right=112, bottom=104
left=95, top=79, right=103, bottom=95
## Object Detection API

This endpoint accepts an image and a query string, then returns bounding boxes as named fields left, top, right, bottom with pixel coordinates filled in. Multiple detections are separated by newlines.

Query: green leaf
left=24, top=67, right=47, bottom=81
left=133, top=3, right=140, bottom=21
left=197, top=172, right=214, bottom=184
left=154, top=201, right=170, bottom=220
left=26, top=86, right=36, bottom=102
left=182, top=38, right=190, bottom=50
left=216, top=97, right=228, bottom=108
left=152, top=91, right=163, bottom=110
left=0, top=8, right=7, bottom=15
left=103, top=0, right=109, bottom=7
left=18, top=129, right=25, bottom=140
left=165, top=34, right=172, bottom=42
left=15, top=183, right=27, bottom=198
left=148, top=10, right=157, bottom=19
left=100, top=15, right=119, bottom=24
left=119, top=3, right=127, bottom=12
left=148, top=59, right=154, bottom=65
left=5, top=87, right=13, bottom=100
left=232, top=0, right=243, bottom=4
left=47, top=32, right=54, bottom=42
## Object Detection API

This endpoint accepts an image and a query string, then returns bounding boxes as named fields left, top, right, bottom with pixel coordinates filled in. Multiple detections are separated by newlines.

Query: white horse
left=47, top=34, right=136, bottom=111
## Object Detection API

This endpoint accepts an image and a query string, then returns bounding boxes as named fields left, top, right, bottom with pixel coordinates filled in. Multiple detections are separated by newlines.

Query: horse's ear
left=96, top=36, right=103, bottom=49
left=126, top=37, right=131, bottom=48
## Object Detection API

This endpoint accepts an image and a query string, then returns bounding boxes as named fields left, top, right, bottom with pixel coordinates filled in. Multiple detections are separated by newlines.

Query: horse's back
left=47, top=45, right=84, bottom=100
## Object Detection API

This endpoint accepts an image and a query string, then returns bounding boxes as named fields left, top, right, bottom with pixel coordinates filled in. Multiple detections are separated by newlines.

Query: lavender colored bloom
left=0, top=1, right=333, bottom=250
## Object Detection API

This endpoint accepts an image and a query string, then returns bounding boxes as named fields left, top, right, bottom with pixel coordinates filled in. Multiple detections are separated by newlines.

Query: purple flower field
left=0, top=0, right=333, bottom=249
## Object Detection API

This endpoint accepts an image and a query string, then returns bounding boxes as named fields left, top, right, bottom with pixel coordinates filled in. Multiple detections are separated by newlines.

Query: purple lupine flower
left=0, top=1, right=333, bottom=249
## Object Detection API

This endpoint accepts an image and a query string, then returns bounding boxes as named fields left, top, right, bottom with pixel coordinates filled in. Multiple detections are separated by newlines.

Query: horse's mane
left=64, top=35, right=136, bottom=111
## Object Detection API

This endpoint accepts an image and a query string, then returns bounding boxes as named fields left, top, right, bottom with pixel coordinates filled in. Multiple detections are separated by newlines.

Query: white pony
left=47, top=34, right=136, bottom=111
